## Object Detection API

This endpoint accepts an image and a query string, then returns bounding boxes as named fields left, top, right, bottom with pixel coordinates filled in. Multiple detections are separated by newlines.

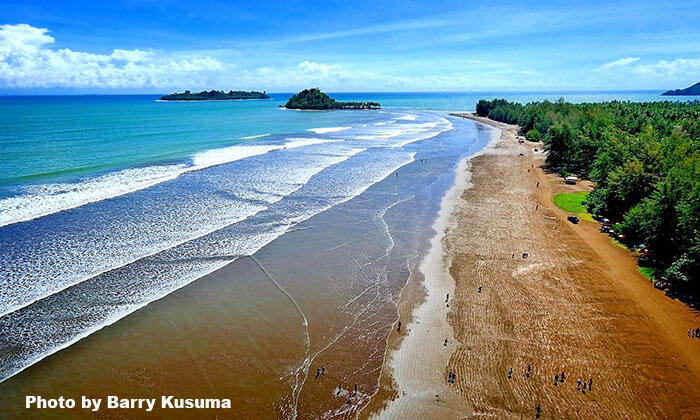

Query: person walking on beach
left=554, top=373, right=558, bottom=386
left=577, top=378, right=582, bottom=391
left=536, top=404, right=541, bottom=419
left=315, top=368, right=321, bottom=380
left=397, top=320, right=401, bottom=332
left=337, top=383, right=342, bottom=395
left=589, top=378, right=593, bottom=391
left=561, top=371, right=565, bottom=382
left=526, top=364, right=531, bottom=378
left=446, top=293, right=449, bottom=302
left=478, top=286, right=482, bottom=293
left=321, top=365, right=325, bottom=375
left=508, top=368, right=513, bottom=379
left=444, top=338, right=448, bottom=346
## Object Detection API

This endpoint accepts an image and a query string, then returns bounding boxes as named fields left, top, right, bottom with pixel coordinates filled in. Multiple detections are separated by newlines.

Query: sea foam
left=0, top=138, right=338, bottom=227
left=308, top=126, right=351, bottom=134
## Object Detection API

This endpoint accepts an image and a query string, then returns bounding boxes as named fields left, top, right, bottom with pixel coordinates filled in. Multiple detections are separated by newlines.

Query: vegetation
left=284, top=88, right=380, bottom=110
left=638, top=267, right=657, bottom=280
left=553, top=191, right=589, bottom=213
left=663, top=82, right=700, bottom=96
left=476, top=98, right=700, bottom=298
left=553, top=191, right=594, bottom=222
left=161, top=90, right=270, bottom=101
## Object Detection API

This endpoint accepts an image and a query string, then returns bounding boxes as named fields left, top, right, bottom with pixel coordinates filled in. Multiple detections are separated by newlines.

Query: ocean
left=0, top=91, right=695, bottom=415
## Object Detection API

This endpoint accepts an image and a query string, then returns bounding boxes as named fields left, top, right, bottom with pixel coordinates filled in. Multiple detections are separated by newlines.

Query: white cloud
left=594, top=57, right=640, bottom=72
left=632, top=57, right=700, bottom=80
left=231, top=60, right=376, bottom=90
left=0, top=23, right=226, bottom=89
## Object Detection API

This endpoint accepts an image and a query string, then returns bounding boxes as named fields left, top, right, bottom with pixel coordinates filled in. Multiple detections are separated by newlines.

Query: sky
left=1, top=0, right=699, bottom=93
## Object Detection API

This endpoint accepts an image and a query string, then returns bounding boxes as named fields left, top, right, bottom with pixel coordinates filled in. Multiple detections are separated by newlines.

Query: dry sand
left=361, top=114, right=700, bottom=419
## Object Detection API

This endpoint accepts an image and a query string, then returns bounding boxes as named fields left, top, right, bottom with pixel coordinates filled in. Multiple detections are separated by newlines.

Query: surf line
left=248, top=255, right=310, bottom=419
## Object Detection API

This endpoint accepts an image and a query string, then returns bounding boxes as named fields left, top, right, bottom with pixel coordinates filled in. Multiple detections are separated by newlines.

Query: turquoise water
left=0, top=91, right=690, bottom=192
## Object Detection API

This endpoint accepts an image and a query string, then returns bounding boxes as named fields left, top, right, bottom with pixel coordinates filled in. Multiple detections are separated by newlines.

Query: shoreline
left=361, top=114, right=502, bottom=419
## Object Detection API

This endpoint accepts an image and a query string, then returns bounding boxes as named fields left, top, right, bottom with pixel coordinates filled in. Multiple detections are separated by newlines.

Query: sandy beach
left=363, top=114, right=700, bottom=419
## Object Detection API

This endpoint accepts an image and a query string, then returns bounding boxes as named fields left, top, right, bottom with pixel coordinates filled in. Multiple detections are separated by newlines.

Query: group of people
left=688, top=328, right=700, bottom=338
left=553, top=371, right=566, bottom=385
left=577, top=378, right=594, bottom=394
left=507, top=365, right=533, bottom=380
left=447, top=371, right=456, bottom=383
left=314, top=365, right=326, bottom=380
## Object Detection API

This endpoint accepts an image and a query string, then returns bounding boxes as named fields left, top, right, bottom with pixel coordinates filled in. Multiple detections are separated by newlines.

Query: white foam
left=308, top=126, right=351, bottom=134
left=283, top=137, right=340, bottom=148
left=394, top=114, right=417, bottom=121
left=240, top=133, right=270, bottom=140
left=0, top=165, right=188, bottom=227
left=0, top=138, right=340, bottom=227
left=191, top=144, right=283, bottom=169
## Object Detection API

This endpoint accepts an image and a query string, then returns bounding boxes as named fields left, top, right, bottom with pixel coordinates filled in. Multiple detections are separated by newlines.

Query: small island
left=283, top=88, right=380, bottom=110
left=662, top=82, right=700, bottom=96
left=160, top=90, right=270, bottom=101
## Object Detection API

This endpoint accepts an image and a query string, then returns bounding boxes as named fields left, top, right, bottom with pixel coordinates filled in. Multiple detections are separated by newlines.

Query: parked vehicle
left=654, top=279, right=668, bottom=290
left=567, top=215, right=579, bottom=224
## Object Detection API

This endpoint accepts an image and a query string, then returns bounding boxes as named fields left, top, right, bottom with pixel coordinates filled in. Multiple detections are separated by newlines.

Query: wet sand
left=366, top=114, right=700, bottom=419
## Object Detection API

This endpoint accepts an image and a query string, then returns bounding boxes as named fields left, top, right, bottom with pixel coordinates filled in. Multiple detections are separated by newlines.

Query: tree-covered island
left=283, top=88, right=380, bottom=110
left=160, top=90, right=270, bottom=101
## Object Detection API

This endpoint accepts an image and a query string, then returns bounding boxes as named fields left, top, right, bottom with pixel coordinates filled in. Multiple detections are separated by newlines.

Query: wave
left=0, top=138, right=338, bottom=227
left=308, top=126, right=351, bottom=134
left=0, top=147, right=373, bottom=381
left=394, top=114, right=417, bottom=121
left=0, top=164, right=189, bottom=227
left=0, top=144, right=367, bottom=319
left=240, top=133, right=270, bottom=140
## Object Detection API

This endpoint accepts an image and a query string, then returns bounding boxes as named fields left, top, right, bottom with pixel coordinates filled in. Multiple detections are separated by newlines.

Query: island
left=661, top=81, right=700, bottom=96
left=160, top=90, right=270, bottom=101
left=283, top=88, right=380, bottom=110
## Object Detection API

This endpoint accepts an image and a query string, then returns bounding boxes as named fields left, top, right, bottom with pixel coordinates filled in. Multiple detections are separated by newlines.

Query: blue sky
left=1, top=0, right=699, bottom=92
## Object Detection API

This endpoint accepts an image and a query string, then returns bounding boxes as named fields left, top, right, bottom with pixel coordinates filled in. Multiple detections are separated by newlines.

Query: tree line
left=476, top=98, right=700, bottom=298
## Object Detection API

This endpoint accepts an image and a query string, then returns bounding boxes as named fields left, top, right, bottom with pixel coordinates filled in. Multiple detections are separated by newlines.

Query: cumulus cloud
left=0, top=23, right=226, bottom=89
left=235, top=60, right=376, bottom=90
left=591, top=56, right=700, bottom=88
left=594, top=57, right=640, bottom=72
left=632, top=57, right=700, bottom=80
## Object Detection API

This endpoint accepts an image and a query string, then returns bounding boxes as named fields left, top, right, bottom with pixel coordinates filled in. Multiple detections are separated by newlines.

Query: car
left=654, top=279, right=668, bottom=290
left=567, top=215, right=579, bottom=224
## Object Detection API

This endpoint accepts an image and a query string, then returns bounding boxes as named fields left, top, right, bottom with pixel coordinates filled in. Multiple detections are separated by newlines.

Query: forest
left=476, top=98, right=700, bottom=298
